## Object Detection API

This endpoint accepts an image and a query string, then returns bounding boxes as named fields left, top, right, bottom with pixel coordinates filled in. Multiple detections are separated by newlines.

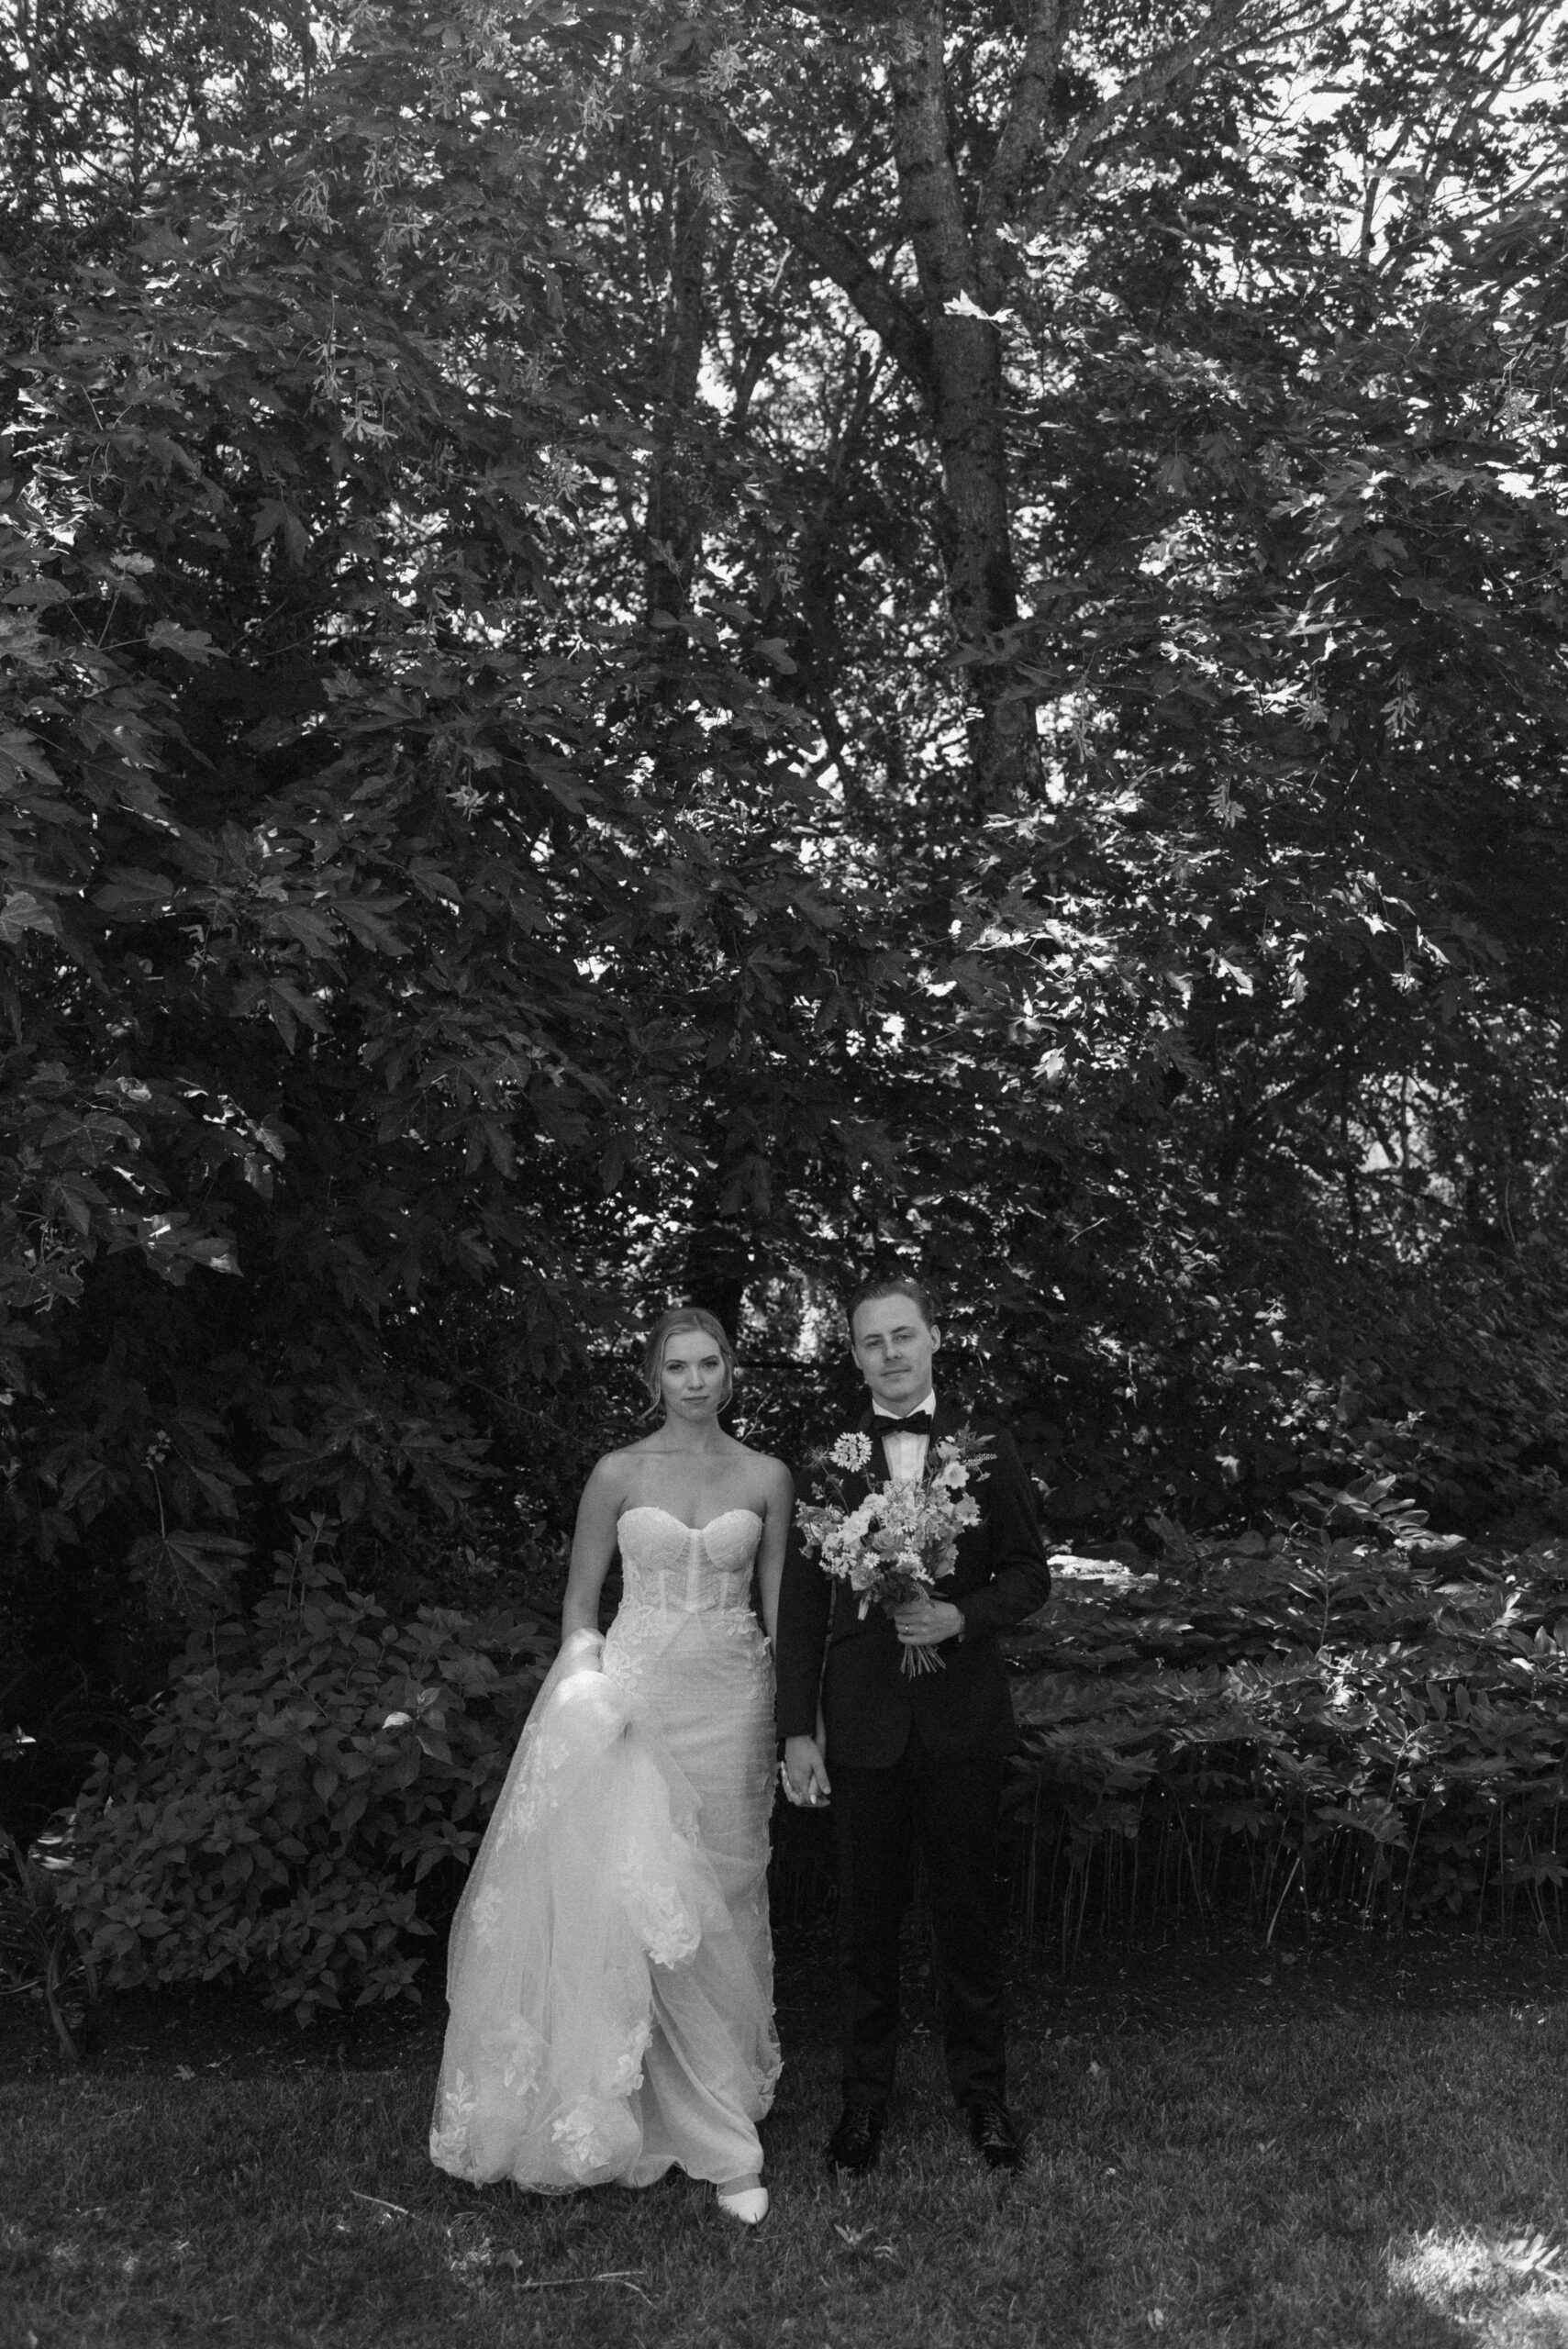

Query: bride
left=429, top=1307, right=790, bottom=2225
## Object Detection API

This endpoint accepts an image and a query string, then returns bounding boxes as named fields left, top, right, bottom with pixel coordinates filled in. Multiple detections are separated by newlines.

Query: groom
left=774, top=1275, right=1051, bottom=2174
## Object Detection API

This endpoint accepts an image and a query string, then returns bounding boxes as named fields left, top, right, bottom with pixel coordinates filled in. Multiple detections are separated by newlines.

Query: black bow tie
left=876, top=1410, right=933, bottom=1436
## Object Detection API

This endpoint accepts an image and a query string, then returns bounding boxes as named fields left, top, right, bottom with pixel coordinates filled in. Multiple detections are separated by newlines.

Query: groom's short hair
left=846, top=1273, right=940, bottom=1335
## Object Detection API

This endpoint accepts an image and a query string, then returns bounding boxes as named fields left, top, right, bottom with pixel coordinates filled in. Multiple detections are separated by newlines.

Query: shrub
left=1007, top=1486, right=1568, bottom=1946
left=0, top=1820, right=98, bottom=2060
left=56, top=1538, right=553, bottom=2021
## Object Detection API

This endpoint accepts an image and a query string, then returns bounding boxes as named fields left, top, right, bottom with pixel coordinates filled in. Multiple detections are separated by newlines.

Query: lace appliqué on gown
left=429, top=1508, right=778, bottom=2193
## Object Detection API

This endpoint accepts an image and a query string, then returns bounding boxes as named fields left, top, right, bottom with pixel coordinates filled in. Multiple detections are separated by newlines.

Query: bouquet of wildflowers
left=795, top=1426, right=993, bottom=1675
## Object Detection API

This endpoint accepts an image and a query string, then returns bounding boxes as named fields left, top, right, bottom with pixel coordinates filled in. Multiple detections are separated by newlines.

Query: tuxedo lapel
left=829, top=1408, right=891, bottom=1641
left=859, top=1404, right=892, bottom=1493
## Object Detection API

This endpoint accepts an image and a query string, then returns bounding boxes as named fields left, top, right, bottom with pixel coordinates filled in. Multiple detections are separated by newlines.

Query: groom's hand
left=782, top=1735, right=831, bottom=1809
left=890, top=1595, right=964, bottom=1647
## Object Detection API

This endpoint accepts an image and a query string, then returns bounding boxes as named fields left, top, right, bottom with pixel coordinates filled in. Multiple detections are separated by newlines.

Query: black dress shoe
left=965, top=2099, right=1022, bottom=2171
left=826, top=2103, right=885, bottom=2174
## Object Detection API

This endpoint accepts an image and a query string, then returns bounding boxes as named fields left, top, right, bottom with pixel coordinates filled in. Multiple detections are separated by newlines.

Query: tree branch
left=1030, top=0, right=1334, bottom=223
left=979, top=0, right=1073, bottom=247
left=1376, top=4, right=1557, bottom=284
left=700, top=107, right=929, bottom=386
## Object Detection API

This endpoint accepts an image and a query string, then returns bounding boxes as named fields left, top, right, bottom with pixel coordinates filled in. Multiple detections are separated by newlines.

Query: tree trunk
left=645, top=151, right=710, bottom=653
left=682, top=1214, right=752, bottom=1341
left=706, top=1, right=1307, bottom=807
left=887, top=1, right=1037, bottom=803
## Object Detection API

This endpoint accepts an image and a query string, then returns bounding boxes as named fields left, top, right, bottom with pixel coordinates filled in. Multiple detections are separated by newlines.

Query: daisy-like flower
left=795, top=1424, right=995, bottom=1675
left=829, top=1431, right=873, bottom=1472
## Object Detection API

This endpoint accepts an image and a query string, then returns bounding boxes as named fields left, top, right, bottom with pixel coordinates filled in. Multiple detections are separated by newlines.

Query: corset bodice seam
left=616, top=1504, right=762, bottom=1618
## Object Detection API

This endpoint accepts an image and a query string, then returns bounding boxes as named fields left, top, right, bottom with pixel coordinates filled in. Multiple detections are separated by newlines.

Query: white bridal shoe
left=716, top=2182, right=770, bottom=2225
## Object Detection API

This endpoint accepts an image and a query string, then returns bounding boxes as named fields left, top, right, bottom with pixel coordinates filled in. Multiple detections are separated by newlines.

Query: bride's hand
left=781, top=1734, right=830, bottom=1809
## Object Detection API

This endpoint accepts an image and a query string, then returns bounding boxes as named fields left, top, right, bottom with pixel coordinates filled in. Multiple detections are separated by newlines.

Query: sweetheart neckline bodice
left=612, top=1507, right=764, bottom=1624
left=617, top=1505, right=764, bottom=1540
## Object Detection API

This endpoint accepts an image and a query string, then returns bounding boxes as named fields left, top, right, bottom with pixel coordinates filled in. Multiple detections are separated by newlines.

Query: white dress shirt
left=874, top=1391, right=936, bottom=1487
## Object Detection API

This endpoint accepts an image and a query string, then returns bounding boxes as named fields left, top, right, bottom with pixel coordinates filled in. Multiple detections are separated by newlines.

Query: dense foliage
left=1008, top=1488, right=1568, bottom=1948
left=57, top=1532, right=551, bottom=2017
left=53, top=1481, right=1568, bottom=2019
left=2, top=0, right=1567, bottom=1863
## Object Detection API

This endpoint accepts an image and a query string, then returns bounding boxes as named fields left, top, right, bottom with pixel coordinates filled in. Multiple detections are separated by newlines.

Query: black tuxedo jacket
left=773, top=1400, right=1051, bottom=1767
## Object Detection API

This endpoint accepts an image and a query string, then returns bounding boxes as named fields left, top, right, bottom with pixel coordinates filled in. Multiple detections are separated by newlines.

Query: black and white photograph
left=5, top=4, right=1568, bottom=2343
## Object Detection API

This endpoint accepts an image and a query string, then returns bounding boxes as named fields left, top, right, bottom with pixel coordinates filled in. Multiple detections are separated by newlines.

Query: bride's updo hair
left=642, top=1305, right=735, bottom=1409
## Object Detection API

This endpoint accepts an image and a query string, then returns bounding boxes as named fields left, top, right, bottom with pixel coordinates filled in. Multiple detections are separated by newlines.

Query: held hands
left=889, top=1594, right=964, bottom=1649
left=781, top=1603, right=962, bottom=1805
left=781, top=1734, right=831, bottom=1809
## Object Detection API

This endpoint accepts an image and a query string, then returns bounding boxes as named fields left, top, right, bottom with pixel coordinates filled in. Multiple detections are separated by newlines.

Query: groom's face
left=850, top=1294, right=940, bottom=1413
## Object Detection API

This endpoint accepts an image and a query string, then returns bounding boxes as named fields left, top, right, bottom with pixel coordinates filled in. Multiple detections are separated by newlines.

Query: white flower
left=829, top=1431, right=873, bottom=1472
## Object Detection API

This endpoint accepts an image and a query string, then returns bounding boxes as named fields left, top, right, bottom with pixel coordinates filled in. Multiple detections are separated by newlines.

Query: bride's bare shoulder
left=735, top=1440, right=788, bottom=1468
left=732, top=1439, right=793, bottom=1487
left=579, top=1441, right=654, bottom=1503
left=587, top=1436, right=660, bottom=1478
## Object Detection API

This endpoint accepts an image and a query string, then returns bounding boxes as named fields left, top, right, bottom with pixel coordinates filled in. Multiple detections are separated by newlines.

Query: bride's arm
left=560, top=1458, right=623, bottom=1642
left=755, top=1458, right=795, bottom=1646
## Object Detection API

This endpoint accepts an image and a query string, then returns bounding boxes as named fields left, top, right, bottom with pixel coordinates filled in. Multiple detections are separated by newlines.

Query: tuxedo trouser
left=831, top=1722, right=1006, bottom=2111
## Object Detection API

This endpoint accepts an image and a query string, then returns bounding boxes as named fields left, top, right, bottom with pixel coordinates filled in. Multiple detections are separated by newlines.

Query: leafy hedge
left=50, top=1479, right=1568, bottom=2018
left=1008, top=1481, right=1568, bottom=1946
left=56, top=1541, right=551, bottom=2021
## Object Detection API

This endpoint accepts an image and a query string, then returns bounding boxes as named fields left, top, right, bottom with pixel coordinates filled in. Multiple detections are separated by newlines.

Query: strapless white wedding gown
left=429, top=1507, right=779, bottom=2191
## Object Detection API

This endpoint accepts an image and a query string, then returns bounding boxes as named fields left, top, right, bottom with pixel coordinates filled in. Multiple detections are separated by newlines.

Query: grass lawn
left=4, top=1933, right=1568, bottom=2349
